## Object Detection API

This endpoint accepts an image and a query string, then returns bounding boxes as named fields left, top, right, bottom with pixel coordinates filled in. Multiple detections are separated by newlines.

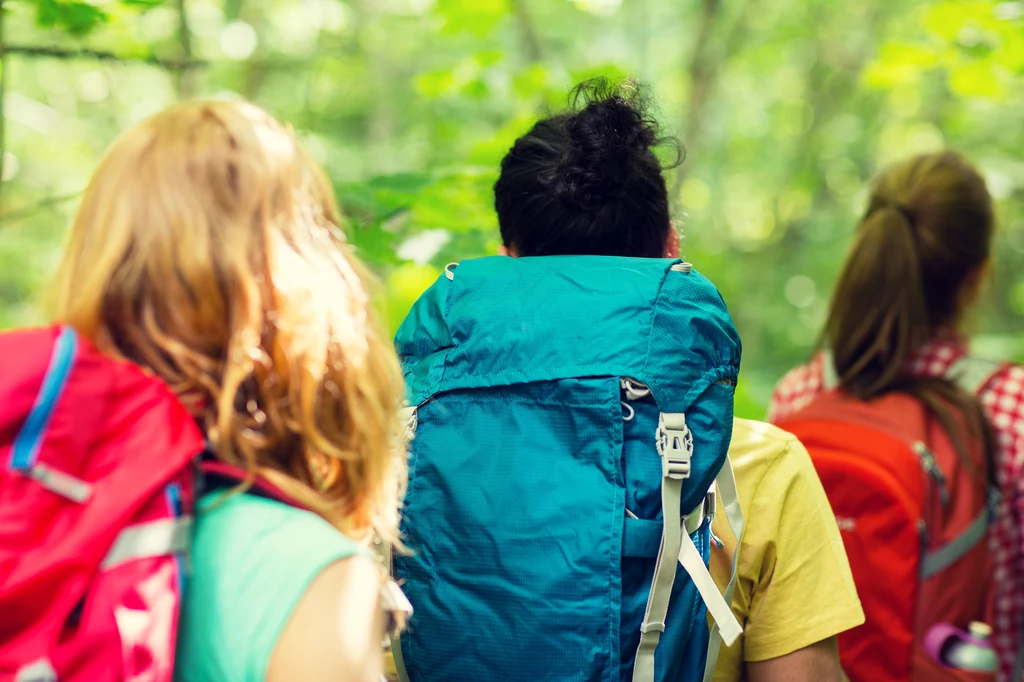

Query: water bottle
left=925, top=621, right=998, bottom=672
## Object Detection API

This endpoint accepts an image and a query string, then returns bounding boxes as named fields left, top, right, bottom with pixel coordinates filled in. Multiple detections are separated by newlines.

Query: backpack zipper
left=912, top=441, right=950, bottom=508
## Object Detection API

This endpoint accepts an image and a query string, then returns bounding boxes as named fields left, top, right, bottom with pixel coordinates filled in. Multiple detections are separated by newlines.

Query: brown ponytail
left=824, top=152, right=996, bottom=469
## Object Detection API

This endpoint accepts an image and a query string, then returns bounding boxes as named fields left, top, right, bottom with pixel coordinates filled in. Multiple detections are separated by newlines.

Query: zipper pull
left=620, top=378, right=651, bottom=402
left=913, top=442, right=949, bottom=508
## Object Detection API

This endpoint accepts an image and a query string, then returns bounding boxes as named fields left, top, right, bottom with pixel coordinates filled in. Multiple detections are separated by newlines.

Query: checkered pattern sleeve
left=981, top=364, right=1024, bottom=682
left=767, top=353, right=825, bottom=423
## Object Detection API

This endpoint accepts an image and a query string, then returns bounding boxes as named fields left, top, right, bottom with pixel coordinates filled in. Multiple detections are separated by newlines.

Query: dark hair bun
left=494, top=77, right=679, bottom=258
left=554, top=79, right=680, bottom=210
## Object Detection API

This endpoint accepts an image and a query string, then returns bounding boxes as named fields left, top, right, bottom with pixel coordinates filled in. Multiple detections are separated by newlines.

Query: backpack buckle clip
left=656, top=412, right=692, bottom=480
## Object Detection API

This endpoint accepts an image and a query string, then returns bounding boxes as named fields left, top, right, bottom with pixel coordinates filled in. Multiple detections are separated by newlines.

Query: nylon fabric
left=394, top=256, right=740, bottom=682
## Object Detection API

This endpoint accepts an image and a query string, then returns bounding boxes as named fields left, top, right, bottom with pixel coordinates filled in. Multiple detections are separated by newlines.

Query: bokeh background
left=2, top=0, right=1023, bottom=417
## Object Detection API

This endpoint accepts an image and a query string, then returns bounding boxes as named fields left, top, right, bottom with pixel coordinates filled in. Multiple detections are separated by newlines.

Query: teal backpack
left=390, top=256, right=744, bottom=682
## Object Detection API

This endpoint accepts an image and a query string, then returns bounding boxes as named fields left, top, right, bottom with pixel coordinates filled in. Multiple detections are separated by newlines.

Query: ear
left=664, top=228, right=680, bottom=259
left=498, top=244, right=519, bottom=258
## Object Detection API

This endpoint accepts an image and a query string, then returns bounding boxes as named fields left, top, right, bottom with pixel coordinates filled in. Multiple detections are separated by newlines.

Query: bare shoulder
left=267, top=554, right=384, bottom=682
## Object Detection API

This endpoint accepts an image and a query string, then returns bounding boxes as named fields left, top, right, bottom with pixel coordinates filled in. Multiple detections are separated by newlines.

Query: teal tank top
left=175, top=492, right=363, bottom=682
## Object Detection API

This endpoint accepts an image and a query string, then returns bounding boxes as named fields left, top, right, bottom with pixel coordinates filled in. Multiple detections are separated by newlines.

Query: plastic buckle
left=640, top=620, right=666, bottom=634
left=656, top=413, right=693, bottom=481
left=661, top=447, right=690, bottom=480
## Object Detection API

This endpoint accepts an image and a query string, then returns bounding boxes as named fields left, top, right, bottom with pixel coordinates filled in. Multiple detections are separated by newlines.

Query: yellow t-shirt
left=709, top=418, right=864, bottom=682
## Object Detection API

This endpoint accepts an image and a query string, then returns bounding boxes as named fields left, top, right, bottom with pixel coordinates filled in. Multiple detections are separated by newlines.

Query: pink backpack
left=0, top=326, right=205, bottom=682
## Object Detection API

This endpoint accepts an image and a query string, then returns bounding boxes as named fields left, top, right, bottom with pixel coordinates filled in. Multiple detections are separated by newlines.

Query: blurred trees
left=2, top=0, right=1023, bottom=417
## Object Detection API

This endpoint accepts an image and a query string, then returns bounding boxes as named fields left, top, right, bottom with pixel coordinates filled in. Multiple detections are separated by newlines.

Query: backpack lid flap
left=395, top=255, right=741, bottom=413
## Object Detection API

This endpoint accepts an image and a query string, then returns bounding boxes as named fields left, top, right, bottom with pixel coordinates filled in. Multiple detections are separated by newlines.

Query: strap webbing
left=25, top=463, right=92, bottom=503
left=381, top=540, right=411, bottom=682
left=632, top=472, right=684, bottom=682
left=101, top=516, right=192, bottom=570
left=703, top=456, right=744, bottom=682
left=945, top=355, right=1004, bottom=396
left=399, top=405, right=418, bottom=444
left=391, top=632, right=410, bottom=682
left=821, top=349, right=839, bottom=391
left=10, top=327, right=78, bottom=471
left=679, top=529, right=741, bottom=643
left=826, top=349, right=1005, bottom=397
left=15, top=658, right=58, bottom=682
left=921, top=507, right=988, bottom=579
left=624, top=501, right=708, bottom=558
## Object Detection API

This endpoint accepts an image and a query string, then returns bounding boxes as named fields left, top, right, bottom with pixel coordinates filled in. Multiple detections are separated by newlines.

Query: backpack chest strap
left=633, top=414, right=743, bottom=682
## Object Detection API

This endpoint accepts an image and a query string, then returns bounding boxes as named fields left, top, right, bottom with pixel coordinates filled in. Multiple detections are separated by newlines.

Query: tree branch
left=0, top=191, right=81, bottom=224
left=1, top=44, right=204, bottom=70
left=672, top=0, right=757, bottom=200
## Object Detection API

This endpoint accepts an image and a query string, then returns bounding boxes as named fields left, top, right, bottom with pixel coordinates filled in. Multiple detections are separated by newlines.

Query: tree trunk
left=1, top=0, right=7, bottom=206
left=510, top=0, right=543, bottom=64
left=177, top=0, right=195, bottom=97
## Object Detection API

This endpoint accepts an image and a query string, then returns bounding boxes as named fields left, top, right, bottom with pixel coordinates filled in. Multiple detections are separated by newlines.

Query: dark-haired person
left=769, top=152, right=1024, bottom=682
left=494, top=80, right=863, bottom=682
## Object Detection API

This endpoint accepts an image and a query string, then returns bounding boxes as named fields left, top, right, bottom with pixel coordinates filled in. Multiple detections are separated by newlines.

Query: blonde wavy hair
left=53, top=100, right=406, bottom=542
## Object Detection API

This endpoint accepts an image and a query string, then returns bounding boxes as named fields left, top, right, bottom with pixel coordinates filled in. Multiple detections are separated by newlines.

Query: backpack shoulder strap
left=820, top=349, right=838, bottom=392
left=825, top=349, right=1008, bottom=397
left=945, top=355, right=1008, bottom=396
left=702, top=455, right=744, bottom=682
left=198, top=459, right=309, bottom=510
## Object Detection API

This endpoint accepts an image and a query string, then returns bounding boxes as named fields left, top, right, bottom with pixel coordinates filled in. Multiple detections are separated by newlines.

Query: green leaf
left=436, top=0, right=510, bottom=37
left=948, top=59, right=1005, bottom=98
left=569, top=64, right=630, bottom=88
left=410, top=169, right=498, bottom=234
left=336, top=172, right=436, bottom=219
left=120, top=0, right=168, bottom=8
left=348, top=222, right=404, bottom=269
left=924, top=1, right=978, bottom=40
left=35, top=0, right=109, bottom=35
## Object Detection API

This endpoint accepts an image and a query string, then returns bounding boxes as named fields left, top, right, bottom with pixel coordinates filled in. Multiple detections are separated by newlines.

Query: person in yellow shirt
left=710, top=418, right=864, bottom=681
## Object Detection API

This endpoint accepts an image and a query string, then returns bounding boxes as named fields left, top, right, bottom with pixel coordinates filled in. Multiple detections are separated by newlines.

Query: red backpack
left=777, top=355, right=1005, bottom=682
left=0, top=325, right=222, bottom=682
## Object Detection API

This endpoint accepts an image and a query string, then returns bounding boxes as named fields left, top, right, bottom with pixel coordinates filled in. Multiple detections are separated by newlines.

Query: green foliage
left=33, top=0, right=109, bottom=36
left=119, top=0, right=167, bottom=8
left=3, top=0, right=1024, bottom=418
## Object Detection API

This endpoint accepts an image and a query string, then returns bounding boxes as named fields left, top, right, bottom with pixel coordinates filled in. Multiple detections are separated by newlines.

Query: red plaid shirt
left=769, top=336, right=1024, bottom=682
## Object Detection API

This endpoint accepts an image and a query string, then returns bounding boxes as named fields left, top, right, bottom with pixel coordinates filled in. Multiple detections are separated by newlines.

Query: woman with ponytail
left=770, top=152, right=1024, bottom=682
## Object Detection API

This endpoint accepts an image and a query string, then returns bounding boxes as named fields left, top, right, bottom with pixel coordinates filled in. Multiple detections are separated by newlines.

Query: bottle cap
left=969, top=622, right=993, bottom=639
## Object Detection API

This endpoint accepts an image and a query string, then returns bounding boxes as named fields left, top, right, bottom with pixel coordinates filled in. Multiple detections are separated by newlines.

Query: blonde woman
left=52, top=101, right=406, bottom=682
